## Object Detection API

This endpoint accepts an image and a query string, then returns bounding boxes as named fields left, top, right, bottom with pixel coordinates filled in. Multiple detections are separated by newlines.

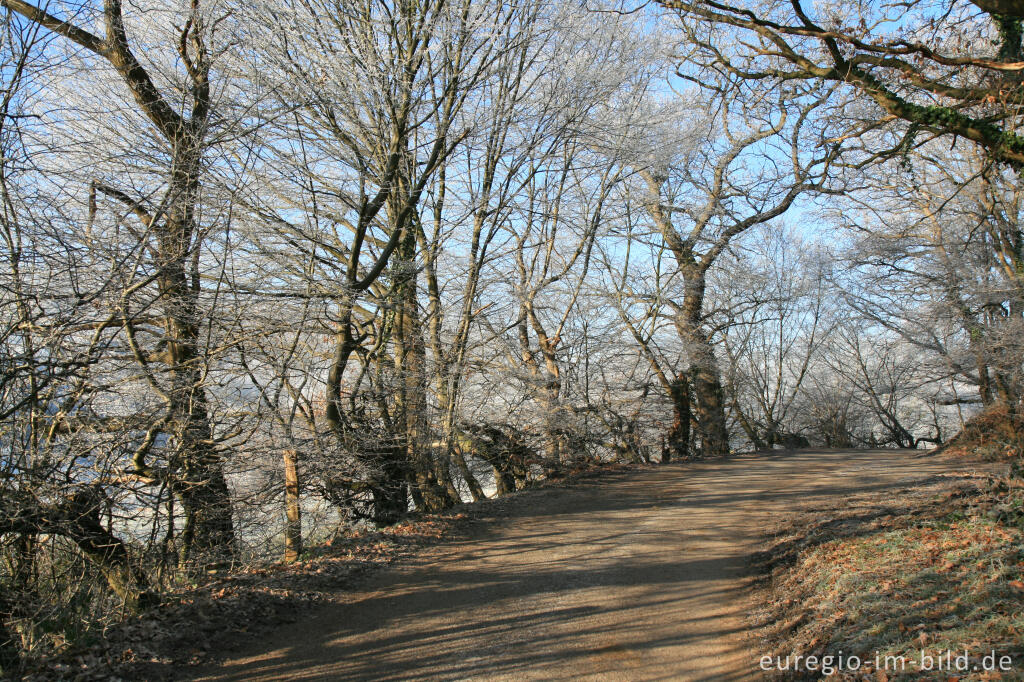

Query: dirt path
left=189, top=448, right=975, bottom=681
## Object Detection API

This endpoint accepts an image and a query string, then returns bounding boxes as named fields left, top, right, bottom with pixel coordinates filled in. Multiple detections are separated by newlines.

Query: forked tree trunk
left=393, top=218, right=456, bottom=512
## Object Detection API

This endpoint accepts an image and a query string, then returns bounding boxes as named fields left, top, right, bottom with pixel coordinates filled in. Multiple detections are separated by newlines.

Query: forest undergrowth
left=10, top=461, right=630, bottom=681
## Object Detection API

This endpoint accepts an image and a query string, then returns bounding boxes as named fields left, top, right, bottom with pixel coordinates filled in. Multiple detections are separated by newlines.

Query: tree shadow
left=170, top=449, right=965, bottom=681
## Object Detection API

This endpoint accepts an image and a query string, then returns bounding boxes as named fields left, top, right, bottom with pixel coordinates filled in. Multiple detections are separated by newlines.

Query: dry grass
left=940, top=405, right=1024, bottom=462
left=15, top=459, right=634, bottom=681
left=753, top=466, right=1024, bottom=680
left=17, top=514, right=467, bottom=681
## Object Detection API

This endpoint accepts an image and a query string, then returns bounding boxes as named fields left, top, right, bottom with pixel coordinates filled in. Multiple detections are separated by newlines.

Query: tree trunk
left=393, top=214, right=454, bottom=512
left=664, top=372, right=690, bottom=462
left=734, top=404, right=766, bottom=451
left=689, top=359, right=730, bottom=456
left=4, top=0, right=235, bottom=568
left=977, top=355, right=995, bottom=405
left=370, top=445, right=410, bottom=526
left=176, top=448, right=234, bottom=567
left=453, top=446, right=486, bottom=501
left=0, top=594, right=20, bottom=674
left=676, top=272, right=731, bottom=457
left=160, top=144, right=235, bottom=566
left=542, top=390, right=567, bottom=474
left=433, top=453, right=462, bottom=506
left=283, top=450, right=302, bottom=563
left=493, top=465, right=517, bottom=497
left=421, top=165, right=488, bottom=509
left=2, top=488, right=152, bottom=609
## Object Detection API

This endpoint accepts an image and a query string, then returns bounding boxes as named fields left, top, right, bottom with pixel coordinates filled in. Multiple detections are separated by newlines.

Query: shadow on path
left=185, top=448, right=969, bottom=682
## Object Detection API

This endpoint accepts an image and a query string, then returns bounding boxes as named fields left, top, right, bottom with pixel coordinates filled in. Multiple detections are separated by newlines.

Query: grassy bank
left=754, top=462, right=1024, bottom=680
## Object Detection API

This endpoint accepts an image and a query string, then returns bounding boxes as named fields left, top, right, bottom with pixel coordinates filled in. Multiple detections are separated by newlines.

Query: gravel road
left=190, top=448, right=964, bottom=681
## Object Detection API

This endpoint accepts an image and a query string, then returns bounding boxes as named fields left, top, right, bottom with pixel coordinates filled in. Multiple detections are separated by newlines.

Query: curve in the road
left=190, top=448, right=964, bottom=681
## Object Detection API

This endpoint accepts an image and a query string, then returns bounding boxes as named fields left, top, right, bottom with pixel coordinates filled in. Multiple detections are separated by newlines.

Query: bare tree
left=718, top=224, right=832, bottom=450
left=2, top=0, right=242, bottom=563
left=616, top=79, right=840, bottom=456
left=244, top=0, right=522, bottom=519
left=655, top=0, right=1024, bottom=167
left=834, top=144, right=1024, bottom=408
